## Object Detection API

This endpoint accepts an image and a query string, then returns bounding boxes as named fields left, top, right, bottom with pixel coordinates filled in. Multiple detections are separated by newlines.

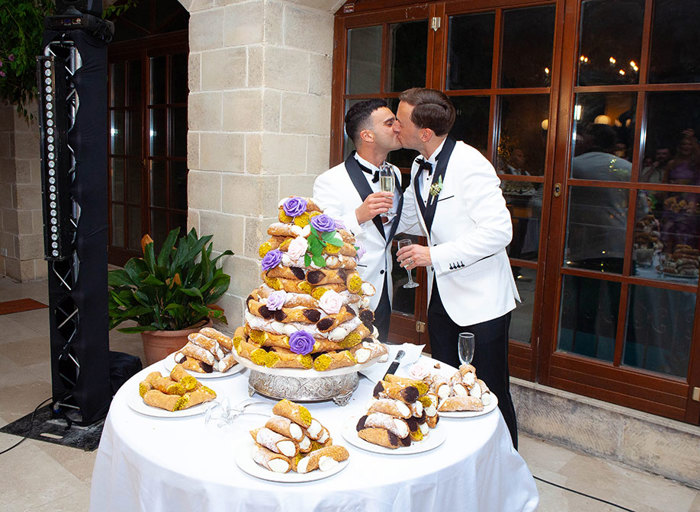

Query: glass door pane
left=446, top=13, right=494, bottom=90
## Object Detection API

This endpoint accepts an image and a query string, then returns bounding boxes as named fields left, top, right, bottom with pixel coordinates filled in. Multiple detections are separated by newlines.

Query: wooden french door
left=333, top=0, right=700, bottom=424
left=107, top=3, right=189, bottom=266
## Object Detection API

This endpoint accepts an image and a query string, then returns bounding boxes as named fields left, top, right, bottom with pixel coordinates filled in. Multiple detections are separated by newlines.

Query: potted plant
left=108, top=227, right=233, bottom=365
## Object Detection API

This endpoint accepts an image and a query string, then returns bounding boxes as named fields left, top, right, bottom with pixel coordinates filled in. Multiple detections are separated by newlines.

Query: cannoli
left=459, top=363, right=477, bottom=376
left=296, top=446, right=349, bottom=474
left=266, top=348, right=313, bottom=369
left=188, top=332, right=225, bottom=360
left=357, top=427, right=409, bottom=449
left=315, top=307, right=357, bottom=333
left=349, top=341, right=389, bottom=364
left=256, top=285, right=317, bottom=308
left=178, top=341, right=216, bottom=366
left=253, top=445, right=291, bottom=473
left=367, top=398, right=412, bottom=419
left=199, top=327, right=233, bottom=352
left=453, top=382, right=470, bottom=397
left=298, top=435, right=313, bottom=453
left=384, top=375, right=430, bottom=395
left=469, top=381, right=482, bottom=399
left=409, top=401, right=424, bottom=418
left=373, top=380, right=419, bottom=404
left=304, top=417, right=325, bottom=440
left=250, top=427, right=298, bottom=457
left=175, top=354, right=213, bottom=373
left=143, top=389, right=184, bottom=411
left=265, top=415, right=304, bottom=441
left=272, top=399, right=313, bottom=429
left=266, top=265, right=307, bottom=281
left=430, top=375, right=451, bottom=400
left=267, top=222, right=311, bottom=239
left=144, top=372, right=185, bottom=396
left=304, top=268, right=346, bottom=286
left=215, top=353, right=237, bottom=373
left=438, top=395, right=484, bottom=412
left=313, top=350, right=356, bottom=371
left=421, top=393, right=439, bottom=418
left=168, top=364, right=198, bottom=391
left=178, top=387, right=216, bottom=409
left=138, top=381, right=153, bottom=398
left=323, top=255, right=358, bottom=269
left=357, top=413, right=409, bottom=439
left=426, top=414, right=439, bottom=429
left=409, top=428, right=424, bottom=442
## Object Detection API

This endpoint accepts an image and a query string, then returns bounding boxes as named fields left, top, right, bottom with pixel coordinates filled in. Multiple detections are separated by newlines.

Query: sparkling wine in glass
left=458, top=332, right=475, bottom=366
left=379, top=167, right=395, bottom=193
left=397, top=238, right=419, bottom=289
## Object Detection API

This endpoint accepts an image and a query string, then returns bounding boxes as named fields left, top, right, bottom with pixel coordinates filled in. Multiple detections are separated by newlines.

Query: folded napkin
left=360, top=343, right=425, bottom=383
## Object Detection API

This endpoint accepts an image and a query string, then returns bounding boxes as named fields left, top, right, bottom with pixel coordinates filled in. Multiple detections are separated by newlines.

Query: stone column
left=0, top=103, right=46, bottom=281
left=182, top=0, right=338, bottom=327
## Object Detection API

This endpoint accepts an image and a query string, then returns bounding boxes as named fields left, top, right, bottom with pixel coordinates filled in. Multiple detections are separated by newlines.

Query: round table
left=89, top=359, right=539, bottom=512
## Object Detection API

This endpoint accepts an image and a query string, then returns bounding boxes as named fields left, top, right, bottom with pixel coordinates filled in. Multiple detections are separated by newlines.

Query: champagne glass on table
left=397, top=238, right=419, bottom=289
left=458, top=332, right=475, bottom=366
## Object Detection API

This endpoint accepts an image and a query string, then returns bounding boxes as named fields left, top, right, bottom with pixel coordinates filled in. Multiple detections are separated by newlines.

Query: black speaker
left=55, top=0, right=102, bottom=16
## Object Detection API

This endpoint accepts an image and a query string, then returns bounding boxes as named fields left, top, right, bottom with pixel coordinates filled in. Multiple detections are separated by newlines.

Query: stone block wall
left=0, top=102, right=47, bottom=281
left=182, top=0, right=338, bottom=328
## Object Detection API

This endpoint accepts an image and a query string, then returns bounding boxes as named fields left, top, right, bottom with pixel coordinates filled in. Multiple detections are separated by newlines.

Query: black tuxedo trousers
left=428, top=281, right=519, bottom=449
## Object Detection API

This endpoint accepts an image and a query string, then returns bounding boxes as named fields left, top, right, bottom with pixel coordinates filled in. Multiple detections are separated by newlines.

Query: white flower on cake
left=408, top=360, right=432, bottom=380
left=318, top=289, right=343, bottom=315
left=287, top=236, right=308, bottom=261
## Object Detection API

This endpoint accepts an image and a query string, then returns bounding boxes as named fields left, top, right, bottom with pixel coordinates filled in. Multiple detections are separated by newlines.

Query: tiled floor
left=0, top=275, right=698, bottom=512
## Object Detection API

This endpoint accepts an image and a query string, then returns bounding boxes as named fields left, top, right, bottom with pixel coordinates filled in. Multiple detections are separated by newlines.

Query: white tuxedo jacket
left=400, top=139, right=520, bottom=326
left=312, top=158, right=403, bottom=310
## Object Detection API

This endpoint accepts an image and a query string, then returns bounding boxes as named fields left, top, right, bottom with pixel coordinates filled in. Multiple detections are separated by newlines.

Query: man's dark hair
left=587, top=124, right=617, bottom=153
left=344, top=99, right=388, bottom=144
left=399, top=88, right=456, bottom=136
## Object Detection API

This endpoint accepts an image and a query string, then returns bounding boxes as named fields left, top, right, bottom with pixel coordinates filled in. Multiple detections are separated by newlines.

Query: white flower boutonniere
left=429, top=175, right=443, bottom=204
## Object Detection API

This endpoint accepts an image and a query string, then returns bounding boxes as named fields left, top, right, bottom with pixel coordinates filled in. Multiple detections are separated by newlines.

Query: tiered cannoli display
left=173, top=327, right=238, bottom=374
left=355, top=375, right=439, bottom=449
left=138, top=364, right=217, bottom=411
left=232, top=196, right=388, bottom=371
left=250, top=399, right=349, bottom=474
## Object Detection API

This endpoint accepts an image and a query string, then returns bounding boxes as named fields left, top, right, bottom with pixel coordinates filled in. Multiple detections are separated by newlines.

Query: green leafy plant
left=108, top=227, right=233, bottom=333
left=304, top=225, right=344, bottom=268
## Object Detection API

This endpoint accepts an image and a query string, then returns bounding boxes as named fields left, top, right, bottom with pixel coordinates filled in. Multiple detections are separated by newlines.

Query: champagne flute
left=458, top=332, right=475, bottom=366
left=379, top=162, right=395, bottom=221
left=397, top=238, right=419, bottom=289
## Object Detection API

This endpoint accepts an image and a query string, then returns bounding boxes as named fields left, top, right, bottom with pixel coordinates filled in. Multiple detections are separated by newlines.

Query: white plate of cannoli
left=341, top=422, right=446, bottom=455
left=438, top=394, right=499, bottom=418
left=236, top=441, right=350, bottom=483
left=163, top=353, right=244, bottom=379
left=127, top=384, right=219, bottom=418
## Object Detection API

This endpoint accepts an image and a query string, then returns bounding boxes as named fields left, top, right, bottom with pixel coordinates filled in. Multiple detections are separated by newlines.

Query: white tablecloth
left=89, top=360, right=539, bottom=512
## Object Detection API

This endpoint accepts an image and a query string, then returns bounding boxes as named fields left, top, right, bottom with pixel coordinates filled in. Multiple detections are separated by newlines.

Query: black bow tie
left=416, top=158, right=433, bottom=175
left=359, top=163, right=380, bottom=183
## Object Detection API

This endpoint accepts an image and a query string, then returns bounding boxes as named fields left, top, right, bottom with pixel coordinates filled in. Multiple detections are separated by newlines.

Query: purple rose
left=289, top=330, right=315, bottom=355
left=283, top=197, right=307, bottom=217
left=266, top=290, right=286, bottom=311
left=261, top=249, right=282, bottom=271
left=334, top=218, right=346, bottom=230
left=310, top=214, right=336, bottom=233
left=355, top=240, right=366, bottom=261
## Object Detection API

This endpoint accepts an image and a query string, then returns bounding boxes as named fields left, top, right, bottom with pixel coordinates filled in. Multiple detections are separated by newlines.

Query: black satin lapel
left=386, top=188, right=404, bottom=245
left=424, top=137, right=456, bottom=234
left=414, top=169, right=427, bottom=222
left=345, top=153, right=386, bottom=240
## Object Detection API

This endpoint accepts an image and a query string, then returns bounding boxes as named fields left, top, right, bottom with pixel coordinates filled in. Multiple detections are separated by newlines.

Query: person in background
left=313, top=99, right=404, bottom=342
left=392, top=87, right=520, bottom=448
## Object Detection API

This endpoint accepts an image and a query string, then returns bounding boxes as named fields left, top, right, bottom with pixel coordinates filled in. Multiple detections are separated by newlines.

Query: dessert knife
left=383, top=349, right=405, bottom=378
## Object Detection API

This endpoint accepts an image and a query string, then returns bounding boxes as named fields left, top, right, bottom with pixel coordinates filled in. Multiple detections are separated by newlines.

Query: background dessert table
left=89, top=359, right=539, bottom=512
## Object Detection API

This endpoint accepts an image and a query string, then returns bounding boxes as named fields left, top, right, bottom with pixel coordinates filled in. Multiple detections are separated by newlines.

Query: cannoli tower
left=231, top=196, right=388, bottom=374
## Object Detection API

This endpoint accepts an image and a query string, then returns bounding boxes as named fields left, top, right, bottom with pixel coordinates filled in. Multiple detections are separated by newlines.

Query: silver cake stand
left=230, top=352, right=382, bottom=406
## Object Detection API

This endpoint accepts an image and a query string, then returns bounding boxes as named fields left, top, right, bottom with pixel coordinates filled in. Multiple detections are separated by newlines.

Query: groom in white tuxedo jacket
left=313, top=100, right=404, bottom=342
left=394, top=88, right=520, bottom=448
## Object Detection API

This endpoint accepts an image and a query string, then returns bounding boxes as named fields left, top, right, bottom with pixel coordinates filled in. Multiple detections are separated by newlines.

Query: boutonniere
left=429, top=176, right=443, bottom=204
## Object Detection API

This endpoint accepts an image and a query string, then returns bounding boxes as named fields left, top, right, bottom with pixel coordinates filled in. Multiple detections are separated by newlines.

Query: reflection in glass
left=112, top=204, right=125, bottom=247
left=150, top=108, right=167, bottom=156
left=557, top=274, right=619, bottom=362
left=110, top=110, right=125, bottom=154
left=127, top=60, right=141, bottom=108
left=150, top=160, right=167, bottom=208
left=128, top=206, right=141, bottom=251
left=447, top=13, right=494, bottom=90
left=510, top=266, right=535, bottom=344
left=390, top=236, right=417, bottom=315
left=150, top=56, right=166, bottom=105
left=572, top=93, right=637, bottom=165
left=110, top=62, right=124, bottom=107
left=565, top=186, right=629, bottom=273
left=347, top=26, right=382, bottom=95
left=624, top=285, right=694, bottom=378
left=126, top=110, right=142, bottom=156
left=126, top=159, right=142, bottom=205
left=649, top=0, right=700, bottom=84
left=577, top=0, right=644, bottom=86
left=501, top=6, right=555, bottom=88
left=449, top=96, right=490, bottom=157
left=170, top=161, right=188, bottom=211
left=642, top=92, right=700, bottom=183
left=111, top=158, right=124, bottom=201
left=387, top=21, right=427, bottom=93
left=504, top=182, right=542, bottom=263
left=498, top=95, right=549, bottom=176
left=170, top=53, right=188, bottom=104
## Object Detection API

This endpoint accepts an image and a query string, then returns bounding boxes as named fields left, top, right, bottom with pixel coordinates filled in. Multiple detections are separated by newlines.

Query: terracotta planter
left=140, top=319, right=212, bottom=366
